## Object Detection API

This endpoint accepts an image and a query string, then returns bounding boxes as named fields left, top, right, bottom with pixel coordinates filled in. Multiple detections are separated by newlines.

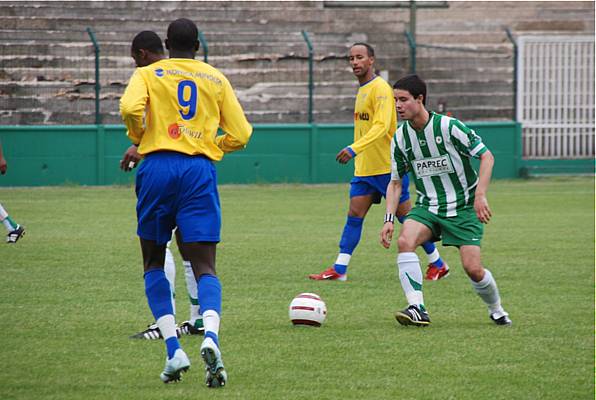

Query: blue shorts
left=350, top=173, right=410, bottom=204
left=135, top=152, right=221, bottom=245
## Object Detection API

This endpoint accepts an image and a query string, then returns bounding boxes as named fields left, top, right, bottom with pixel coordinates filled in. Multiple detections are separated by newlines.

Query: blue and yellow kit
left=120, top=58, right=252, bottom=160
left=350, top=76, right=397, bottom=177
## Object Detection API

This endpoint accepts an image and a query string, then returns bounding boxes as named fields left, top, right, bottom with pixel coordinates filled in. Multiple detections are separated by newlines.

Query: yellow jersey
left=350, top=76, right=397, bottom=177
left=120, top=58, right=252, bottom=161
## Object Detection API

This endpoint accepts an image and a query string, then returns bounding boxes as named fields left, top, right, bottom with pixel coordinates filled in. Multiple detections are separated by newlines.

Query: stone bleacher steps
left=0, top=1, right=594, bottom=124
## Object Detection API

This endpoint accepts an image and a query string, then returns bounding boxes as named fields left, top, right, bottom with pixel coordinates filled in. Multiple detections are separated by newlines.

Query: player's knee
left=463, top=263, right=484, bottom=282
left=397, top=234, right=416, bottom=252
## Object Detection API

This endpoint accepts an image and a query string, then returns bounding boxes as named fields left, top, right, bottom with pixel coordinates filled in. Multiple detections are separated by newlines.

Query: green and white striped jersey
left=390, top=112, right=488, bottom=217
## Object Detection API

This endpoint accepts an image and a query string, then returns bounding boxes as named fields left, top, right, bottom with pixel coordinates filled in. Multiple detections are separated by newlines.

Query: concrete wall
left=0, top=121, right=522, bottom=187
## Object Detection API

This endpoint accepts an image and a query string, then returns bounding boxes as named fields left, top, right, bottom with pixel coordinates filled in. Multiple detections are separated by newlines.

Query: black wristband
left=384, top=213, right=395, bottom=224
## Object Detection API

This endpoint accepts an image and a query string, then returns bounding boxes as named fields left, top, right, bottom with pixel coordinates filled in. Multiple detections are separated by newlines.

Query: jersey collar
left=359, top=75, right=378, bottom=87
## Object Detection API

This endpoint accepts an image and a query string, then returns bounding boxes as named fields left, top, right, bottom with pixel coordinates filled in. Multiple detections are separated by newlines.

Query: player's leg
left=459, top=246, right=511, bottom=326
left=179, top=242, right=226, bottom=387
left=394, top=215, right=435, bottom=326
left=442, top=208, right=511, bottom=326
left=309, top=177, right=375, bottom=281
left=141, top=239, right=190, bottom=382
left=175, top=228, right=204, bottom=335
left=394, top=174, right=448, bottom=280
left=164, top=238, right=176, bottom=316
left=136, top=152, right=189, bottom=382
left=130, top=236, right=176, bottom=340
left=176, top=156, right=226, bottom=388
left=0, top=202, right=25, bottom=244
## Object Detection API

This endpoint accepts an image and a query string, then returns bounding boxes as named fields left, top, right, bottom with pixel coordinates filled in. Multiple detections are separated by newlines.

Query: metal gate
left=517, top=36, right=595, bottom=159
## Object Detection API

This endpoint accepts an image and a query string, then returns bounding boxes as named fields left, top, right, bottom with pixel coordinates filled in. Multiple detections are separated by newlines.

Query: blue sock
left=144, top=268, right=174, bottom=320
left=145, top=268, right=179, bottom=358
left=335, top=216, right=364, bottom=274
left=422, top=241, right=444, bottom=268
left=198, top=274, right=221, bottom=346
left=197, top=274, right=222, bottom=314
left=165, top=337, right=179, bottom=359
left=205, top=331, right=219, bottom=347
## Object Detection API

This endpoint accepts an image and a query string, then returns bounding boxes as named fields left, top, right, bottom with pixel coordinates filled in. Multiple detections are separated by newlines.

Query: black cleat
left=490, top=313, right=512, bottom=326
left=6, top=225, right=25, bottom=244
left=395, top=305, right=431, bottom=327
left=130, top=323, right=162, bottom=340
left=177, top=320, right=205, bottom=336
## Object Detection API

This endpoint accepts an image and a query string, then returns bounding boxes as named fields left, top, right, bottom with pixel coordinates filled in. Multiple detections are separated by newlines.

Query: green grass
left=0, top=177, right=593, bottom=399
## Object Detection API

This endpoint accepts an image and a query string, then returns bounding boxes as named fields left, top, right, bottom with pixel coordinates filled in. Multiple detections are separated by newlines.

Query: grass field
left=0, top=177, right=594, bottom=399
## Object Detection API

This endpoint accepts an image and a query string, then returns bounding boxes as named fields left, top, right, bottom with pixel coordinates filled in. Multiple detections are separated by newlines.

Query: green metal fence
left=403, top=29, right=516, bottom=122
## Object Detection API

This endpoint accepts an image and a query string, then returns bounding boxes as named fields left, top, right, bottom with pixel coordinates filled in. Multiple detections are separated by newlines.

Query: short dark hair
left=167, top=18, right=199, bottom=51
left=393, top=74, right=427, bottom=105
left=351, top=42, right=375, bottom=57
left=131, top=31, right=164, bottom=54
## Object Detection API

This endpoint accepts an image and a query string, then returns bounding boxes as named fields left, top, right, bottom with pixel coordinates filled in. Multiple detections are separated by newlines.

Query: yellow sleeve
left=216, top=78, right=253, bottom=153
left=350, top=85, right=394, bottom=154
left=119, top=70, right=148, bottom=144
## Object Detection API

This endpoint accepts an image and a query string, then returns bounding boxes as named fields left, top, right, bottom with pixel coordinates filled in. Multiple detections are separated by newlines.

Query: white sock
left=470, top=269, right=504, bottom=315
left=0, top=203, right=15, bottom=231
left=156, top=314, right=177, bottom=340
left=397, top=252, right=424, bottom=306
left=183, top=261, right=201, bottom=323
left=202, top=309, right=220, bottom=336
left=426, top=248, right=440, bottom=264
left=335, top=253, right=351, bottom=267
left=164, top=246, right=176, bottom=315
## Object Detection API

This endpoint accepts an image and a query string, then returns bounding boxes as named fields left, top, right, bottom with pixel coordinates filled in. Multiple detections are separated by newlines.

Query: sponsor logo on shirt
left=168, top=123, right=203, bottom=140
left=155, top=68, right=164, bottom=78
left=354, top=112, right=370, bottom=121
left=168, top=123, right=180, bottom=139
left=412, top=155, right=454, bottom=178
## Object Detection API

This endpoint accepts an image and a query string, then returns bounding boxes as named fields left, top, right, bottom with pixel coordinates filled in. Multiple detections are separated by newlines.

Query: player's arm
left=119, top=70, right=148, bottom=145
left=474, top=150, right=494, bottom=224
left=0, top=140, right=6, bottom=175
left=450, top=119, right=493, bottom=223
left=217, top=78, right=253, bottom=153
left=344, top=85, right=395, bottom=159
left=380, top=136, right=406, bottom=248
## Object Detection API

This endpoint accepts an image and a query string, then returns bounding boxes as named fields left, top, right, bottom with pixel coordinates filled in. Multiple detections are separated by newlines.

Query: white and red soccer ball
left=289, top=293, right=327, bottom=327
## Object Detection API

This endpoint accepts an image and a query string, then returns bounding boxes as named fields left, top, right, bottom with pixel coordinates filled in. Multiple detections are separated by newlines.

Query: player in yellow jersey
left=309, top=43, right=448, bottom=281
left=120, top=31, right=205, bottom=341
left=120, top=19, right=252, bottom=388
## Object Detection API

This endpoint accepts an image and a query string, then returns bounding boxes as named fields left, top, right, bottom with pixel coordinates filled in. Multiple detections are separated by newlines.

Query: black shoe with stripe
left=130, top=323, right=162, bottom=340
left=395, top=305, right=431, bottom=327
left=7, top=225, right=25, bottom=244
left=490, top=313, right=512, bottom=326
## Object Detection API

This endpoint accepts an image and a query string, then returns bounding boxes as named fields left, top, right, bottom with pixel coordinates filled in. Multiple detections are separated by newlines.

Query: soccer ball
left=289, top=293, right=327, bottom=327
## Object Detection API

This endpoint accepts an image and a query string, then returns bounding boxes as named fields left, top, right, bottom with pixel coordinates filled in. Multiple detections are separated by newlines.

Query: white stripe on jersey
left=450, top=124, right=471, bottom=147
left=442, top=116, right=479, bottom=206
left=426, top=117, right=457, bottom=217
left=390, top=135, right=399, bottom=181
left=470, top=142, right=485, bottom=157
left=440, top=116, right=469, bottom=207
left=407, top=124, right=439, bottom=214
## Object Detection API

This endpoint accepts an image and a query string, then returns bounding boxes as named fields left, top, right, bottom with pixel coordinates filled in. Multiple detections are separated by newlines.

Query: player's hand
left=336, top=147, right=354, bottom=164
left=380, top=222, right=394, bottom=249
left=474, top=194, right=492, bottom=224
left=120, top=145, right=142, bottom=172
left=0, top=157, right=6, bottom=175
